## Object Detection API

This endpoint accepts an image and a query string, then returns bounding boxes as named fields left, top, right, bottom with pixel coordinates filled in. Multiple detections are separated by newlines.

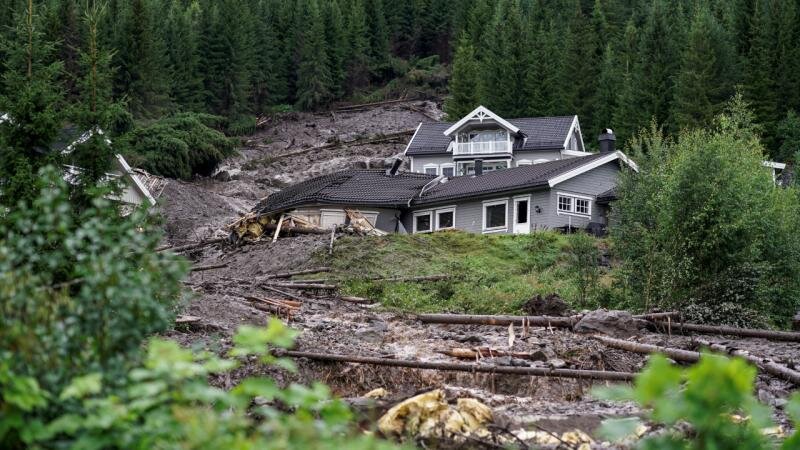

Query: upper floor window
left=455, top=129, right=509, bottom=155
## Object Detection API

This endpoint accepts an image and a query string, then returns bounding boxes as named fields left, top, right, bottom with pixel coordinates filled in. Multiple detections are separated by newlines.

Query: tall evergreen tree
left=0, top=0, right=64, bottom=206
left=323, top=0, right=347, bottom=100
left=364, top=0, right=390, bottom=71
left=480, top=0, right=528, bottom=117
left=113, top=0, right=171, bottom=118
left=743, top=0, right=780, bottom=152
left=670, top=5, right=733, bottom=131
left=525, top=20, right=564, bottom=117
left=295, top=0, right=332, bottom=110
left=165, top=0, right=203, bottom=111
left=344, top=0, right=370, bottom=91
left=444, top=35, right=479, bottom=120
left=562, top=0, right=600, bottom=134
left=612, top=20, right=641, bottom=143
left=594, top=43, right=617, bottom=137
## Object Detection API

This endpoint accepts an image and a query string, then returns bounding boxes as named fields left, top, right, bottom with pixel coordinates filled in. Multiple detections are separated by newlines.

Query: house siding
left=288, top=205, right=402, bottom=233
left=513, top=150, right=564, bottom=165
left=543, top=161, right=619, bottom=228
left=409, top=154, right=453, bottom=173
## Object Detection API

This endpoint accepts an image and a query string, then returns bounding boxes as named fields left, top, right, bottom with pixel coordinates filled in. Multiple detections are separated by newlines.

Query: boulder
left=522, top=293, right=569, bottom=316
left=574, top=310, right=640, bottom=337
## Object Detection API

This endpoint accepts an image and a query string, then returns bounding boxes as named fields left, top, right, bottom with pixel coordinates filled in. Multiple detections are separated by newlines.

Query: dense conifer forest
left=1, top=0, right=799, bottom=158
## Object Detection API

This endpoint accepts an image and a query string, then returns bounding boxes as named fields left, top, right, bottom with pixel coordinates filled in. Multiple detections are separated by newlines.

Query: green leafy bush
left=566, top=232, right=600, bottom=308
left=596, top=354, right=800, bottom=449
left=612, top=98, right=800, bottom=324
left=0, top=167, right=186, bottom=426
left=120, top=113, right=237, bottom=179
left=1, top=319, right=404, bottom=450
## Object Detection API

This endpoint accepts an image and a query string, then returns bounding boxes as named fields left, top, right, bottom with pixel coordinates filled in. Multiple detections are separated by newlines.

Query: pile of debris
left=227, top=209, right=386, bottom=243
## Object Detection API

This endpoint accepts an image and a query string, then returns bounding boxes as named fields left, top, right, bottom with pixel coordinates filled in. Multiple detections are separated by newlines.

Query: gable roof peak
left=443, top=105, right=521, bottom=136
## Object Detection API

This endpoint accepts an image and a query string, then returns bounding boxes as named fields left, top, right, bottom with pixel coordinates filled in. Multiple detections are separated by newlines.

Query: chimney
left=598, top=128, right=616, bottom=153
left=387, top=158, right=403, bottom=176
left=474, top=159, right=483, bottom=176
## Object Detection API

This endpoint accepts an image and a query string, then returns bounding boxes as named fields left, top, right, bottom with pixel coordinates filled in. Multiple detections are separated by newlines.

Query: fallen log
left=159, top=237, right=226, bottom=253
left=695, top=338, right=800, bottom=385
left=366, top=274, right=451, bottom=283
left=648, top=320, right=800, bottom=342
left=259, top=284, right=309, bottom=303
left=268, top=130, right=415, bottom=162
left=244, top=295, right=302, bottom=309
left=437, top=347, right=547, bottom=361
left=339, top=296, right=373, bottom=304
left=417, top=312, right=680, bottom=329
left=277, top=350, right=635, bottom=381
left=264, top=282, right=337, bottom=290
left=417, top=313, right=583, bottom=328
left=263, top=267, right=331, bottom=279
left=335, top=98, right=412, bottom=111
left=190, top=263, right=228, bottom=272
left=594, top=335, right=800, bottom=386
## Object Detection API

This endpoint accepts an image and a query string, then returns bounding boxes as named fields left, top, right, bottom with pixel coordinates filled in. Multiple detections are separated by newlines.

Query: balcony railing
left=453, top=140, right=511, bottom=155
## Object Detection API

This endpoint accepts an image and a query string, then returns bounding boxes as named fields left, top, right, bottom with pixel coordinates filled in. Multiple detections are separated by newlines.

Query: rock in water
left=523, top=293, right=569, bottom=316
left=574, top=310, right=639, bottom=337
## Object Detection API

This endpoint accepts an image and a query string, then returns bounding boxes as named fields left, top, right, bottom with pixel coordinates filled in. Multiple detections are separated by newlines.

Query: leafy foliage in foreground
left=612, top=98, right=800, bottom=325
left=0, top=167, right=186, bottom=404
left=119, top=113, right=237, bottom=179
left=1, top=320, right=404, bottom=450
left=324, top=231, right=612, bottom=314
left=596, top=354, right=800, bottom=449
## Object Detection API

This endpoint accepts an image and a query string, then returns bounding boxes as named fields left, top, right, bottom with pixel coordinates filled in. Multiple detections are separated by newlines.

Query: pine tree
left=594, top=43, right=617, bottom=137
left=743, top=0, right=780, bottom=151
left=199, top=0, right=254, bottom=118
left=525, top=20, right=564, bottom=117
left=0, top=0, right=64, bottom=206
left=165, top=0, right=204, bottom=111
left=295, top=0, right=332, bottom=110
left=612, top=20, right=640, bottom=143
left=113, top=0, right=171, bottom=117
left=480, top=0, right=528, bottom=117
left=345, top=0, right=370, bottom=91
left=444, top=35, right=479, bottom=120
left=562, top=0, right=600, bottom=134
left=670, top=5, right=726, bottom=132
left=323, top=0, right=347, bottom=100
left=364, top=0, right=390, bottom=71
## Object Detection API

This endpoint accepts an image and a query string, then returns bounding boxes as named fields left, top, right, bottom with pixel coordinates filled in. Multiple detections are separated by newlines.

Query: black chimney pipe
left=388, top=158, right=403, bottom=176
left=474, top=159, right=483, bottom=176
left=598, top=129, right=616, bottom=153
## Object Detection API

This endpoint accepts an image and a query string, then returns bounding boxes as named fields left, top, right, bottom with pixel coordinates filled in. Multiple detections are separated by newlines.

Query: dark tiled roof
left=405, top=116, right=576, bottom=155
left=254, top=170, right=435, bottom=215
left=413, top=153, right=608, bottom=205
left=596, top=187, right=617, bottom=204
left=253, top=153, right=616, bottom=215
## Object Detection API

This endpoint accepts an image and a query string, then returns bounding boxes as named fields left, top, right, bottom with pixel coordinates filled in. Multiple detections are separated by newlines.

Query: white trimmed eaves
left=562, top=115, right=582, bottom=150
left=403, top=122, right=423, bottom=156
left=443, top=105, right=520, bottom=136
left=548, top=151, right=638, bottom=188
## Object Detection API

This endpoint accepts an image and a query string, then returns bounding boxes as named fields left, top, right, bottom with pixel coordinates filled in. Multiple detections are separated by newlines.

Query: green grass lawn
left=313, top=230, right=615, bottom=314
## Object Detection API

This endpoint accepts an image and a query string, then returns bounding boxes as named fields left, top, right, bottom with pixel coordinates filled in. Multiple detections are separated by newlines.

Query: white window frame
left=435, top=206, right=456, bottom=230
left=556, top=192, right=593, bottom=217
left=440, top=163, right=455, bottom=177
left=482, top=198, right=509, bottom=233
left=412, top=210, right=434, bottom=233
left=516, top=159, right=532, bottom=166
left=533, top=158, right=550, bottom=164
left=423, top=164, right=439, bottom=175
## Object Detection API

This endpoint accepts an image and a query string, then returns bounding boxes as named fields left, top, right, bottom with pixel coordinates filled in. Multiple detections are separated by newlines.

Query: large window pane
left=438, top=211, right=454, bottom=229
left=486, top=204, right=506, bottom=228
left=558, top=196, right=572, bottom=212
left=442, top=166, right=454, bottom=177
left=576, top=198, right=589, bottom=215
left=415, top=214, right=431, bottom=232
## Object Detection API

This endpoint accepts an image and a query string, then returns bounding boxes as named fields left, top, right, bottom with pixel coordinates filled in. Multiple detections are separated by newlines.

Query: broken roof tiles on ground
left=405, top=116, right=577, bottom=155
left=254, top=153, right=617, bottom=215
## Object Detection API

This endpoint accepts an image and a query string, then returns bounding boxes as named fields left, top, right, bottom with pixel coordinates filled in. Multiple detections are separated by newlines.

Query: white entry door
left=513, top=197, right=531, bottom=234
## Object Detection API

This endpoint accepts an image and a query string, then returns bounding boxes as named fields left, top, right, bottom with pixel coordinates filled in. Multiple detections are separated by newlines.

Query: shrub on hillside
left=612, top=96, right=800, bottom=325
left=119, top=113, right=237, bottom=179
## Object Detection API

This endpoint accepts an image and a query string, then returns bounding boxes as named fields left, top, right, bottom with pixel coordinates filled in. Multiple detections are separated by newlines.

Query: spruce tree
left=444, top=35, right=479, bottom=120
left=525, top=20, right=564, bottom=117
left=562, top=0, right=599, bottom=134
left=594, top=43, right=617, bottom=137
left=612, top=20, right=640, bottom=143
left=323, top=0, right=347, bottom=100
left=165, top=0, right=204, bottom=111
left=0, top=0, right=64, bottom=206
left=743, top=0, right=779, bottom=151
left=345, top=0, right=370, bottom=91
left=480, top=0, right=528, bottom=117
left=295, top=0, right=332, bottom=110
left=364, top=0, right=390, bottom=71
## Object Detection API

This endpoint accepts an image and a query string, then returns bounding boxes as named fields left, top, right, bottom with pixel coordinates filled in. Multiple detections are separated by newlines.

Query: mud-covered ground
left=156, top=102, right=798, bottom=446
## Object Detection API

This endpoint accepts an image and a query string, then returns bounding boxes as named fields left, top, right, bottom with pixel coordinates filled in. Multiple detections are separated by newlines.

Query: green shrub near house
left=323, top=231, right=616, bottom=314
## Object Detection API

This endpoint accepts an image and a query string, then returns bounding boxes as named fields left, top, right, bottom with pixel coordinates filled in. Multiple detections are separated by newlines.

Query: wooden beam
left=648, top=320, right=800, bottom=342
left=272, top=214, right=285, bottom=243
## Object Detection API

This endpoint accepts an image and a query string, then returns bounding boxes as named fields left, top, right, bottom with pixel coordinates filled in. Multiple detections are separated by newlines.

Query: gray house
left=405, top=105, right=592, bottom=176
left=253, top=141, right=638, bottom=235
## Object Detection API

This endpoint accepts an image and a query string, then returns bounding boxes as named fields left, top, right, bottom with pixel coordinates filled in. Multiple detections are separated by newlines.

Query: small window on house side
left=437, top=210, right=454, bottom=229
left=575, top=198, right=590, bottom=215
left=557, top=196, right=572, bottom=212
left=441, top=166, right=455, bottom=177
left=484, top=203, right=507, bottom=230
left=414, top=213, right=432, bottom=233
left=424, top=167, right=438, bottom=175
left=517, top=201, right=528, bottom=223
